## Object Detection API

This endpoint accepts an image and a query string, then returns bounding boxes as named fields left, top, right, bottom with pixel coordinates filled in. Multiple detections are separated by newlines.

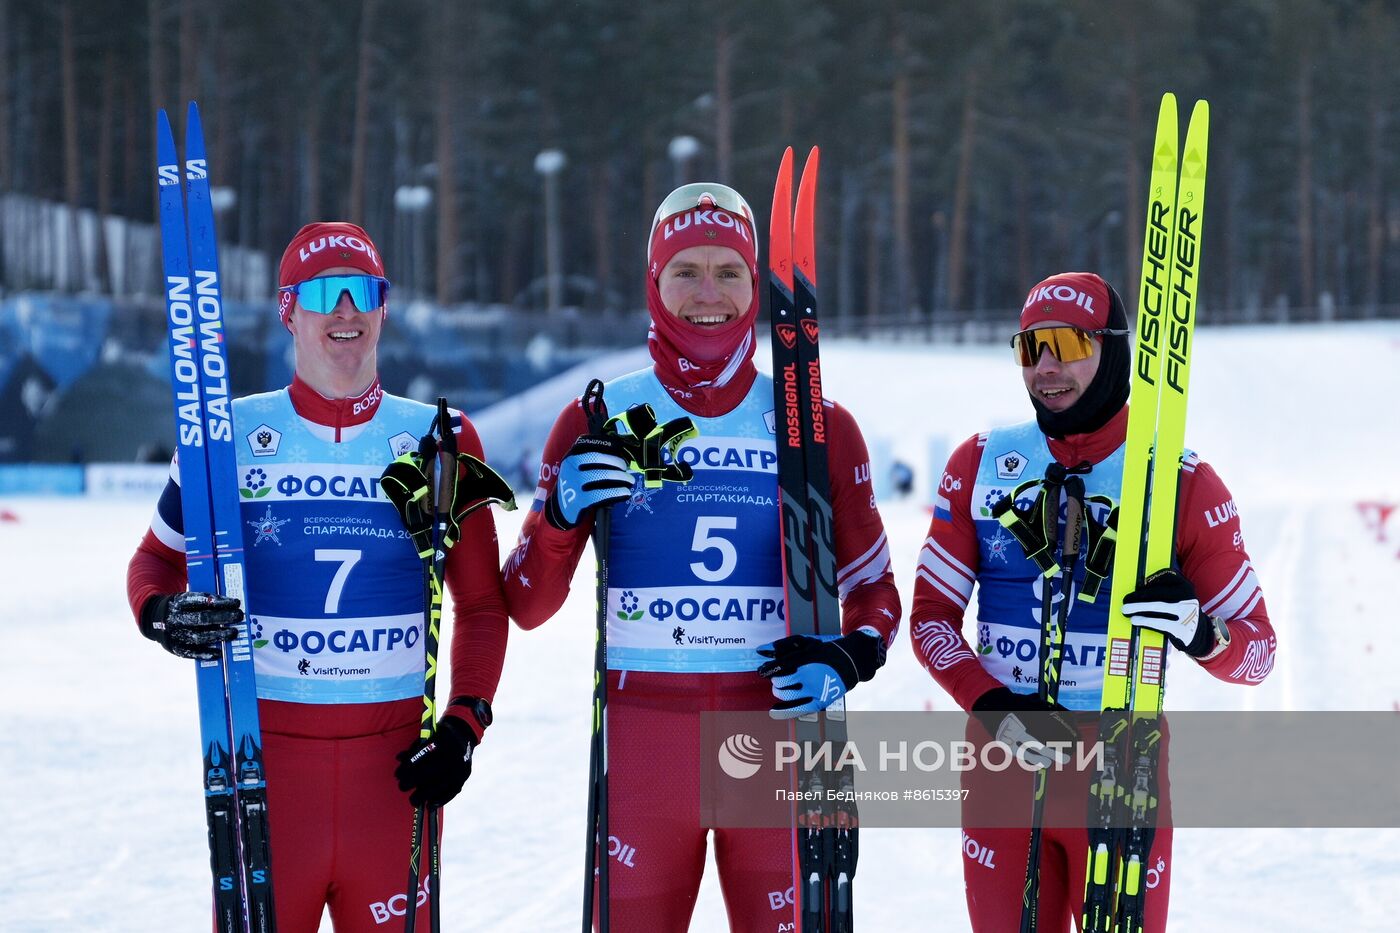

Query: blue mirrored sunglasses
left=279, top=274, right=390, bottom=314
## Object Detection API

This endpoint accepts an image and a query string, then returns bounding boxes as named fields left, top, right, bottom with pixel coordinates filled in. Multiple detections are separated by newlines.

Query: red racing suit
left=504, top=364, right=901, bottom=933
left=910, top=406, right=1276, bottom=932
left=126, top=376, right=508, bottom=932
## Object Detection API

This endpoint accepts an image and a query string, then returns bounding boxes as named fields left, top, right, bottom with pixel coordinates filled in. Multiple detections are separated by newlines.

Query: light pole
left=394, top=184, right=432, bottom=300
left=668, top=135, right=701, bottom=188
left=534, top=149, right=567, bottom=313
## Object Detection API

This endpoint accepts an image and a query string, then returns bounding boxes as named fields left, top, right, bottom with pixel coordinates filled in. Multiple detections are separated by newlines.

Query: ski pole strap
left=382, top=450, right=517, bottom=558
left=451, top=453, right=518, bottom=524
left=1078, top=500, right=1118, bottom=603
left=604, top=403, right=699, bottom=488
left=382, top=453, right=435, bottom=559
left=990, top=476, right=1063, bottom=578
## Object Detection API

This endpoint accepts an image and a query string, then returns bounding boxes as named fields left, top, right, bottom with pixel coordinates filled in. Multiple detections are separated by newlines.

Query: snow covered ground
left=3, top=322, right=1399, bottom=931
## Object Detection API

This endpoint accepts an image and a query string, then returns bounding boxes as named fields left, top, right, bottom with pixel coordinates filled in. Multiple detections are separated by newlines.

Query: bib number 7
left=315, top=548, right=362, bottom=613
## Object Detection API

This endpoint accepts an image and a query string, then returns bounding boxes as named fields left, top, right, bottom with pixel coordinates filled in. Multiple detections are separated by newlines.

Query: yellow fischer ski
left=1082, top=93, right=1209, bottom=933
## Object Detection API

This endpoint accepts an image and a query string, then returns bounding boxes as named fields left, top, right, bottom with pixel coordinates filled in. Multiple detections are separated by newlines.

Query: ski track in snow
left=3, top=325, right=1399, bottom=931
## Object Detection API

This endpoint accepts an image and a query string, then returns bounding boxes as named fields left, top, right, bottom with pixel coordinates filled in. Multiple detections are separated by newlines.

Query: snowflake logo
left=247, top=505, right=290, bottom=546
left=983, top=527, right=1013, bottom=564
left=624, top=476, right=658, bottom=517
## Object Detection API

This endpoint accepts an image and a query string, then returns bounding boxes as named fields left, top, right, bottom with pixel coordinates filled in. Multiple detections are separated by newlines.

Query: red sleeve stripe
left=916, top=538, right=974, bottom=609
left=912, top=618, right=978, bottom=670
left=1201, top=562, right=1262, bottom=620
left=1235, top=588, right=1264, bottom=621
left=837, top=532, right=892, bottom=598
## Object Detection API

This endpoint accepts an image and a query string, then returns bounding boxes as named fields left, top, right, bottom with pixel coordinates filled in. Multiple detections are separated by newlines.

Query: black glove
left=1123, top=569, right=1217, bottom=658
left=970, top=686, right=1078, bottom=768
left=756, top=631, right=887, bottom=719
left=139, top=592, right=242, bottom=661
left=544, top=434, right=635, bottom=530
left=395, top=714, right=478, bottom=808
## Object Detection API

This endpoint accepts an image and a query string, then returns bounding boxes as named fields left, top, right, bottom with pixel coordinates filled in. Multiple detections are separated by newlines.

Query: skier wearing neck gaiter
left=908, top=272, right=1276, bottom=931
left=503, top=184, right=901, bottom=931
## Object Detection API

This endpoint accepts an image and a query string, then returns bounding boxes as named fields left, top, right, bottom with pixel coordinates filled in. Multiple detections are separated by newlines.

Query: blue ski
left=156, top=102, right=277, bottom=933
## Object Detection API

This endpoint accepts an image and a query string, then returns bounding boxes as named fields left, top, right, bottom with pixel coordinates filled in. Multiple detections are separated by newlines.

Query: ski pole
left=405, top=398, right=455, bottom=933
left=579, top=379, right=611, bottom=933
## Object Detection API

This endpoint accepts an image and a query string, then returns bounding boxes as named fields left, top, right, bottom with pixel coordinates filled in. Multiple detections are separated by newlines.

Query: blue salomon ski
left=156, top=102, right=277, bottom=933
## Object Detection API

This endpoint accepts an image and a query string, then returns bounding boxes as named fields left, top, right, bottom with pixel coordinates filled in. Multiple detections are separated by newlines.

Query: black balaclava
left=1023, top=274, right=1131, bottom=438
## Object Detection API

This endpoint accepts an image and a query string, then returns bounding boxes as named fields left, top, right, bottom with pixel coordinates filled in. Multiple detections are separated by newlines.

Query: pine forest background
left=2, top=0, right=1397, bottom=321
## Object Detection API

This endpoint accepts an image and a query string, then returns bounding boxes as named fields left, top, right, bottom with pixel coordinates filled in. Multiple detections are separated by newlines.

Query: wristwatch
left=450, top=695, right=494, bottom=731
left=1203, top=615, right=1231, bottom=660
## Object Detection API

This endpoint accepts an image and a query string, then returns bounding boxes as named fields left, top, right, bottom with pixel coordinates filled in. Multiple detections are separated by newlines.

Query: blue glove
left=545, top=434, right=634, bottom=530
left=756, top=631, right=886, bottom=720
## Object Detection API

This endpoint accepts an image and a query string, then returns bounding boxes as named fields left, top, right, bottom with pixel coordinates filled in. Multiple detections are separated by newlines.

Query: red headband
left=647, top=206, right=758, bottom=282
left=1019, top=272, right=1112, bottom=333
left=277, top=222, right=386, bottom=324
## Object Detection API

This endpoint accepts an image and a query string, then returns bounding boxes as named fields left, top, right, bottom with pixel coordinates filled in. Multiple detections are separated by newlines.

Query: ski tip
left=155, top=111, right=178, bottom=180
left=1188, top=98, right=1210, bottom=127
left=186, top=101, right=204, bottom=142
left=794, top=149, right=820, bottom=288
left=769, top=149, right=794, bottom=289
left=1155, top=94, right=1178, bottom=130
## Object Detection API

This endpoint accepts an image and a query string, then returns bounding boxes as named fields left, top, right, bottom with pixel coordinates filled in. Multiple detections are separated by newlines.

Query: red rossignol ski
left=770, top=146, right=855, bottom=933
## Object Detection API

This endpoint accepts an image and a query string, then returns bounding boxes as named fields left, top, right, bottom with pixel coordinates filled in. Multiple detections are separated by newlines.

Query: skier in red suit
left=127, top=222, right=507, bottom=931
left=503, top=183, right=902, bottom=932
left=910, top=272, right=1276, bottom=931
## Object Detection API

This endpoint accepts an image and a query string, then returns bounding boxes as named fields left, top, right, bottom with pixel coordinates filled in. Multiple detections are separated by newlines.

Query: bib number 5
left=690, top=516, right=738, bottom=582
